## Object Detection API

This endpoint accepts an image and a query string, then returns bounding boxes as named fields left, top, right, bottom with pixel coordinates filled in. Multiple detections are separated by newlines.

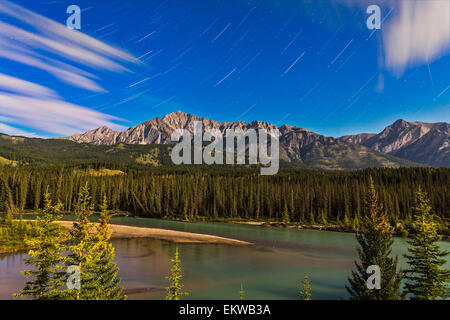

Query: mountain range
left=338, top=119, right=449, bottom=167
left=60, top=111, right=448, bottom=169
left=0, top=111, right=446, bottom=169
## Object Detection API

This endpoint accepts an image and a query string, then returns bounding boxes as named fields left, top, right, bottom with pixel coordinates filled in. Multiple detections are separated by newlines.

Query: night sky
left=0, top=0, right=449, bottom=138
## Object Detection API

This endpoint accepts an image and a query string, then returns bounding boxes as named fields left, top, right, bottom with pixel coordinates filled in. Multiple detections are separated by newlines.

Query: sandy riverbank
left=53, top=221, right=251, bottom=246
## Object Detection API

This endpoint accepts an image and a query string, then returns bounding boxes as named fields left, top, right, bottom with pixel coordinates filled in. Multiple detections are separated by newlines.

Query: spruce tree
left=299, top=276, right=312, bottom=300
left=346, top=177, right=403, bottom=300
left=282, top=201, right=290, bottom=224
left=92, top=195, right=125, bottom=300
left=309, top=211, right=315, bottom=224
left=351, top=214, right=360, bottom=231
left=59, top=183, right=102, bottom=300
left=166, top=247, right=188, bottom=300
left=403, top=188, right=450, bottom=300
left=15, top=187, right=64, bottom=299
left=239, top=283, right=245, bottom=300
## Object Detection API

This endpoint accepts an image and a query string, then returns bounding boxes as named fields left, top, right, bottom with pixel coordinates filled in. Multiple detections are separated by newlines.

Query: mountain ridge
left=58, top=111, right=425, bottom=169
left=338, top=119, right=449, bottom=167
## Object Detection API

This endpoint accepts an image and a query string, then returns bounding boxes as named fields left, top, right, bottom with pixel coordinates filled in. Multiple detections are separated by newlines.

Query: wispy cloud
left=0, top=22, right=128, bottom=72
left=0, top=1, right=135, bottom=64
left=0, top=122, right=40, bottom=137
left=0, top=93, right=127, bottom=136
left=336, top=0, right=450, bottom=75
left=383, top=0, right=450, bottom=75
left=0, top=73, right=58, bottom=98
left=0, top=1, right=140, bottom=137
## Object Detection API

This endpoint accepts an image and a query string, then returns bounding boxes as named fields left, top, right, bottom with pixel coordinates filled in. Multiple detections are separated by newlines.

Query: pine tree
left=166, top=247, right=188, bottom=300
left=15, top=187, right=64, bottom=299
left=239, top=283, right=245, bottom=300
left=320, top=209, right=327, bottom=225
left=346, top=177, right=403, bottom=300
left=351, top=214, right=360, bottom=231
left=92, top=195, right=125, bottom=300
left=309, top=211, right=315, bottom=224
left=59, top=183, right=101, bottom=300
left=1, top=176, right=15, bottom=213
left=299, top=276, right=312, bottom=300
left=403, top=188, right=450, bottom=300
left=282, top=201, right=290, bottom=224
left=343, top=212, right=351, bottom=227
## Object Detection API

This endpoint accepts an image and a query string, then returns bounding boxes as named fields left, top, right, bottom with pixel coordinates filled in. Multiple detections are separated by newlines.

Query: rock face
left=339, top=120, right=449, bottom=167
left=66, top=111, right=278, bottom=145
left=63, top=111, right=418, bottom=169
left=67, top=126, right=119, bottom=145
left=339, top=133, right=376, bottom=145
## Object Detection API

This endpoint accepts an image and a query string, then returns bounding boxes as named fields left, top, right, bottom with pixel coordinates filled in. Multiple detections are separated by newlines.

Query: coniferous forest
left=0, top=165, right=448, bottom=234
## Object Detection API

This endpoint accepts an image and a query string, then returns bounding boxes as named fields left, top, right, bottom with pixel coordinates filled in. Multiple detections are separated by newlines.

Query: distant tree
left=309, top=211, right=315, bottom=224
left=166, top=247, right=188, bottom=300
left=239, top=283, right=245, bottom=300
left=346, top=177, right=403, bottom=300
left=15, top=187, right=64, bottom=299
left=343, top=212, right=351, bottom=227
left=404, top=188, right=450, bottom=300
left=299, top=276, right=312, bottom=300
left=351, top=214, right=360, bottom=231
left=282, top=201, right=290, bottom=224
left=1, top=176, right=15, bottom=213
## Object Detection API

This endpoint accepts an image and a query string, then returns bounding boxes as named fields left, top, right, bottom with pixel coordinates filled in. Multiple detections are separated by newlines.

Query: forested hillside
left=0, top=134, right=173, bottom=166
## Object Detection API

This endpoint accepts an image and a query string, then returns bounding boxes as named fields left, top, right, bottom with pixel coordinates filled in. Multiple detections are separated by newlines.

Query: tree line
left=0, top=166, right=448, bottom=233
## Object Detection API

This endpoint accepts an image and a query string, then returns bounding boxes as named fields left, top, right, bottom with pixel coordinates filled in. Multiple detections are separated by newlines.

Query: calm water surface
left=1, top=217, right=449, bottom=300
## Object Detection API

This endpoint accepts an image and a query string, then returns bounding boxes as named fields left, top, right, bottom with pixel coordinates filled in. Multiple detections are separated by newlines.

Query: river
left=1, top=217, right=449, bottom=299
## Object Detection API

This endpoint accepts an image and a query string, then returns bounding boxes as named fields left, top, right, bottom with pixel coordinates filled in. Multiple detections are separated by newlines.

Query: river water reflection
left=1, top=218, right=449, bottom=299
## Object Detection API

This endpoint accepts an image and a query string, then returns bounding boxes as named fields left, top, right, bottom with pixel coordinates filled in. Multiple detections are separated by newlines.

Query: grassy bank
left=0, top=214, right=68, bottom=254
left=0, top=217, right=39, bottom=254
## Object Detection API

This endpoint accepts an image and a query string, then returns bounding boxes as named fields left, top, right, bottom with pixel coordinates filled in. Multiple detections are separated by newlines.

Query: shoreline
left=0, top=219, right=252, bottom=254
left=229, top=220, right=354, bottom=232
left=3, top=216, right=448, bottom=252
left=228, top=220, right=450, bottom=242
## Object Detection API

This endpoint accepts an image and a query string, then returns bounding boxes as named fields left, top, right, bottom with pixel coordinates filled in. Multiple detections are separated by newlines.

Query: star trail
left=0, top=0, right=448, bottom=138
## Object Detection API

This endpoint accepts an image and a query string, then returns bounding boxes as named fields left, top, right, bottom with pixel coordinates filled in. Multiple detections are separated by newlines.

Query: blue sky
left=0, top=0, right=449, bottom=138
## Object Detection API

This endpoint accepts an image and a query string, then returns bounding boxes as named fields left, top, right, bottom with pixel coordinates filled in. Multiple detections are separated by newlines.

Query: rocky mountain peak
left=392, top=119, right=408, bottom=127
left=95, top=126, right=116, bottom=133
left=338, top=119, right=449, bottom=167
left=162, top=110, right=194, bottom=121
left=62, top=113, right=448, bottom=167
